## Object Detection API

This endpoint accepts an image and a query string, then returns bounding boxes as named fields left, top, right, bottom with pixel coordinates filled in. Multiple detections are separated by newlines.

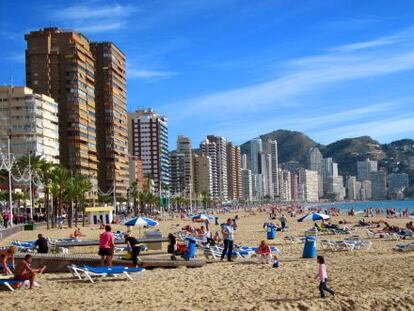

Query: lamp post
left=7, top=130, right=13, bottom=227
left=28, top=150, right=33, bottom=219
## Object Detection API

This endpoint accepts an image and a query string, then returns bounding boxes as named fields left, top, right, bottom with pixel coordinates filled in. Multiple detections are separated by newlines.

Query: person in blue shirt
left=221, top=218, right=235, bottom=262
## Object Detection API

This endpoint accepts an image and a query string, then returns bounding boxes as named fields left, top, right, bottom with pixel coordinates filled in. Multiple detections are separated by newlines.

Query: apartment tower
left=91, top=42, right=129, bottom=197
left=25, top=28, right=98, bottom=183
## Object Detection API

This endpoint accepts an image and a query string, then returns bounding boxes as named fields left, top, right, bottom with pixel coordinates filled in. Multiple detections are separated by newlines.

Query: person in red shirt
left=98, top=225, right=115, bottom=266
left=256, top=240, right=271, bottom=264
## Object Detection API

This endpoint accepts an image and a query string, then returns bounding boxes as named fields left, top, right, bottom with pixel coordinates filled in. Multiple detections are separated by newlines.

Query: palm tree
left=130, top=182, right=139, bottom=216
left=51, top=166, right=70, bottom=227
left=37, top=160, right=55, bottom=229
left=76, top=175, right=92, bottom=227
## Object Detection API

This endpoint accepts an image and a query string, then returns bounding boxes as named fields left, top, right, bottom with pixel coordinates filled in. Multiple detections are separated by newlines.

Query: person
left=315, top=256, right=335, bottom=298
left=73, top=228, right=82, bottom=239
left=34, top=234, right=49, bottom=254
left=256, top=240, right=272, bottom=264
left=167, top=233, right=177, bottom=255
left=272, top=255, right=280, bottom=268
left=14, top=254, right=46, bottom=289
left=280, top=214, right=287, bottom=230
left=98, top=225, right=115, bottom=266
left=0, top=246, right=17, bottom=275
left=124, top=233, right=141, bottom=267
left=221, top=218, right=235, bottom=262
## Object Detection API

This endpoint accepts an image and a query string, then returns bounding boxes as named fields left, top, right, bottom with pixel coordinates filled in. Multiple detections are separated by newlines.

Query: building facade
left=193, top=154, right=213, bottom=197
left=130, top=109, right=169, bottom=193
left=226, top=142, right=242, bottom=201
left=25, top=28, right=98, bottom=183
left=0, top=86, right=59, bottom=163
left=357, top=158, right=378, bottom=181
left=263, top=139, right=279, bottom=197
left=91, top=42, right=129, bottom=197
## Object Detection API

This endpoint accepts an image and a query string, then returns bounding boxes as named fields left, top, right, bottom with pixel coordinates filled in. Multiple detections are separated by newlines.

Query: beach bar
left=86, top=206, right=114, bottom=225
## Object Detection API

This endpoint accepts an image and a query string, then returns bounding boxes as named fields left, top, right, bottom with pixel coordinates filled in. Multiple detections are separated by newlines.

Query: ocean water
left=318, top=200, right=414, bottom=211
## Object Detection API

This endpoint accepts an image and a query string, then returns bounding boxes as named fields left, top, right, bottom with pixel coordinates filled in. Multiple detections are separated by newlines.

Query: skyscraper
left=0, top=86, right=59, bottom=163
left=263, top=139, right=279, bottom=197
left=299, top=169, right=319, bottom=202
left=91, top=42, right=129, bottom=197
left=370, top=170, right=387, bottom=200
left=205, top=135, right=228, bottom=200
left=357, top=158, right=378, bottom=181
left=226, top=142, right=242, bottom=200
left=308, top=147, right=323, bottom=173
left=176, top=135, right=194, bottom=197
left=249, top=137, right=262, bottom=174
left=25, top=28, right=98, bottom=183
left=200, top=138, right=218, bottom=199
left=346, top=176, right=357, bottom=200
left=130, top=109, right=169, bottom=193
left=193, top=154, right=213, bottom=197
left=259, top=152, right=273, bottom=198
left=241, top=169, right=253, bottom=202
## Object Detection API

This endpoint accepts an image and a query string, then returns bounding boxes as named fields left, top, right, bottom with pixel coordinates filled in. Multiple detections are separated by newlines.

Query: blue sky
left=1, top=0, right=414, bottom=149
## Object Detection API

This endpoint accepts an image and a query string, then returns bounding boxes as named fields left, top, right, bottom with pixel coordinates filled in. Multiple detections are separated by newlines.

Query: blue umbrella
left=192, top=214, right=214, bottom=221
left=124, top=216, right=159, bottom=227
left=297, top=212, right=330, bottom=222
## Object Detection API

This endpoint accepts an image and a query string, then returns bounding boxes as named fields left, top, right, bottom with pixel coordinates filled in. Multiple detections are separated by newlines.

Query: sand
left=1, top=211, right=414, bottom=311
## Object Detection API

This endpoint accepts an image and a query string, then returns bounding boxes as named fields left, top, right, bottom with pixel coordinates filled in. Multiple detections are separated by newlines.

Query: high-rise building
left=193, top=154, right=213, bottom=197
left=249, top=137, right=262, bottom=174
left=226, top=143, right=241, bottom=200
left=241, top=169, right=253, bottom=202
left=169, top=151, right=185, bottom=195
left=361, top=180, right=372, bottom=200
left=203, top=135, right=228, bottom=200
left=388, top=173, right=409, bottom=198
left=278, top=170, right=292, bottom=201
left=357, top=158, right=378, bottom=181
left=369, top=171, right=387, bottom=200
left=299, top=169, right=319, bottom=202
left=0, top=86, right=59, bottom=163
left=176, top=135, right=194, bottom=197
left=308, top=147, right=323, bottom=174
left=91, top=42, right=129, bottom=197
left=130, top=109, right=169, bottom=193
left=346, top=176, right=357, bottom=200
left=128, top=155, right=144, bottom=191
left=25, top=28, right=98, bottom=183
left=200, top=139, right=218, bottom=199
left=290, top=172, right=299, bottom=201
left=241, top=153, right=247, bottom=170
left=260, top=152, right=273, bottom=198
left=263, top=139, right=279, bottom=197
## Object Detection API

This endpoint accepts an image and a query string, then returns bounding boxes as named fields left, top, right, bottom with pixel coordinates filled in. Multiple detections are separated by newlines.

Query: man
left=280, top=214, right=287, bottom=230
left=98, top=225, right=115, bottom=266
left=221, top=218, right=235, bottom=262
left=124, top=233, right=141, bottom=267
left=14, top=254, right=46, bottom=290
left=34, top=234, right=49, bottom=254
left=0, top=246, right=17, bottom=275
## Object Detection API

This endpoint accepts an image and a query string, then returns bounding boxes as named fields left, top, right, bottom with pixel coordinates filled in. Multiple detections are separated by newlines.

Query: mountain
left=240, top=129, right=320, bottom=164
left=240, top=129, right=413, bottom=178
left=322, top=136, right=386, bottom=176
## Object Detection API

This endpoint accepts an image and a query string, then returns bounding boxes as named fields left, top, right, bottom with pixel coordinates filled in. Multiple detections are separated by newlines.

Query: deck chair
left=68, top=265, right=144, bottom=283
left=0, top=279, right=22, bottom=291
left=393, top=243, right=414, bottom=252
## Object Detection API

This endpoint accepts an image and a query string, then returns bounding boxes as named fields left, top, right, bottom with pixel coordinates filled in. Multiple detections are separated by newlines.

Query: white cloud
left=128, top=68, right=177, bottom=80
left=51, top=2, right=137, bottom=33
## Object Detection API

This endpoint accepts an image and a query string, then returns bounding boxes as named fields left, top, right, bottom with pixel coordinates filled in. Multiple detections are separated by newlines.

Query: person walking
left=280, top=214, right=287, bottom=230
left=221, top=218, right=235, bottom=262
left=315, top=256, right=335, bottom=298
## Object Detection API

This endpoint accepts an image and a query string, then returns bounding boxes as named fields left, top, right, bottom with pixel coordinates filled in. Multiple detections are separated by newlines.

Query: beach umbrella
left=297, top=212, right=330, bottom=222
left=192, top=213, right=214, bottom=221
left=124, top=216, right=159, bottom=227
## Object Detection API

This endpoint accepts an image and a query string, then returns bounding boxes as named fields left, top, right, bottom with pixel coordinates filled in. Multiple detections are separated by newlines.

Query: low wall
left=0, top=225, right=25, bottom=242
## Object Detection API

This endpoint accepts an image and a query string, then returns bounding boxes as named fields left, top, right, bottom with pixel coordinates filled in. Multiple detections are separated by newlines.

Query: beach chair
left=393, top=243, right=414, bottom=252
left=67, top=265, right=145, bottom=283
left=334, top=241, right=355, bottom=251
left=320, top=240, right=336, bottom=251
left=344, top=238, right=372, bottom=250
left=284, top=236, right=305, bottom=243
left=0, top=279, right=23, bottom=291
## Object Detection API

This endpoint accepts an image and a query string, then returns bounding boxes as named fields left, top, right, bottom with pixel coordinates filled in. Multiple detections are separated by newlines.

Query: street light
left=28, top=150, right=33, bottom=219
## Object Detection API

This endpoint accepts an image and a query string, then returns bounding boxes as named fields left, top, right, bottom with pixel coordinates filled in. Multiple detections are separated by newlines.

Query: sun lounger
left=0, top=279, right=23, bottom=291
left=203, top=245, right=254, bottom=260
left=284, top=236, right=305, bottom=243
left=67, top=265, right=145, bottom=283
left=344, top=238, right=372, bottom=250
left=393, top=243, right=414, bottom=252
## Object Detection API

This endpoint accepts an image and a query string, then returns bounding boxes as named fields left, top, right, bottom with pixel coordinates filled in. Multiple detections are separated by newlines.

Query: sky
left=1, top=0, right=414, bottom=149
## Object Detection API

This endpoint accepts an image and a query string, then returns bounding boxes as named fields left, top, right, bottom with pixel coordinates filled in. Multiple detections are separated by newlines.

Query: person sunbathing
left=14, top=254, right=46, bottom=289
left=256, top=240, right=272, bottom=264
left=0, top=246, right=17, bottom=275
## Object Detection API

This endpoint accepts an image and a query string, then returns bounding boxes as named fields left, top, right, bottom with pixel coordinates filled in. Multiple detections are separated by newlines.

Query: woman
left=256, top=240, right=271, bottom=264
left=0, top=246, right=17, bottom=275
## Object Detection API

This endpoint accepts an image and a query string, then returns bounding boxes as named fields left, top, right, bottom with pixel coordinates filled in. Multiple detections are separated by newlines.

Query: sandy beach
left=1, top=211, right=414, bottom=311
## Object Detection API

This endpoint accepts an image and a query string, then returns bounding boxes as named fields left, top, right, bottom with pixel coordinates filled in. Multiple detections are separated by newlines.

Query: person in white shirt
left=221, top=218, right=235, bottom=261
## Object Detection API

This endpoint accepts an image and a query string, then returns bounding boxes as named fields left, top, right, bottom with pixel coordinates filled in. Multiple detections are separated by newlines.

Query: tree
left=130, top=182, right=139, bottom=216
left=37, top=160, right=56, bottom=229
left=50, top=166, right=70, bottom=227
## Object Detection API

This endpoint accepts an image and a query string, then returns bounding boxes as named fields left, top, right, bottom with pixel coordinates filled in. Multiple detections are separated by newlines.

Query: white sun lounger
left=67, top=265, right=145, bottom=283
left=393, top=243, right=414, bottom=252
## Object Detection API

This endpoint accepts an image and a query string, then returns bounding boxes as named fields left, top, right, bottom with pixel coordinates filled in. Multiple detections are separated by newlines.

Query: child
left=272, top=255, right=280, bottom=268
left=315, top=255, right=335, bottom=298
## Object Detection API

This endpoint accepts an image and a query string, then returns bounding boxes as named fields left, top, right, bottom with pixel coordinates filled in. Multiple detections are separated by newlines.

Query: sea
left=316, top=200, right=414, bottom=212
